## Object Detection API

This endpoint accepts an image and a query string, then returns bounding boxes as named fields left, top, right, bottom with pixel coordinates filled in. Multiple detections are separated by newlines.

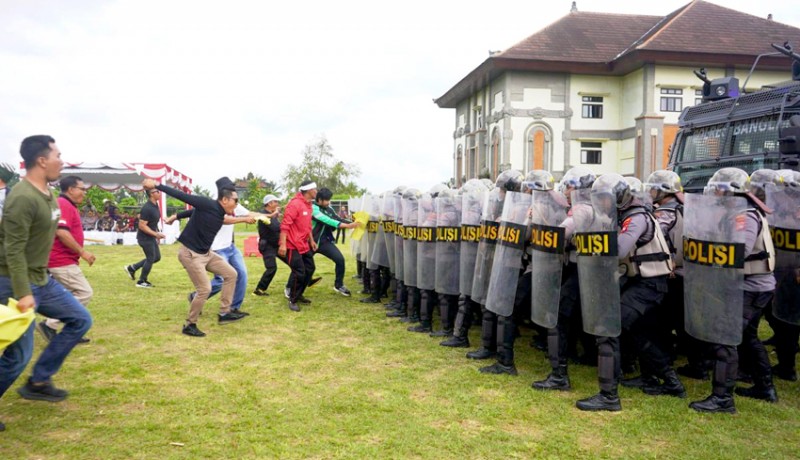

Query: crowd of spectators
left=80, top=208, right=138, bottom=232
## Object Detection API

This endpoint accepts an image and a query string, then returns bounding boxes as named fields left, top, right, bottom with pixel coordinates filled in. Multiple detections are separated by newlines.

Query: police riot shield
left=435, top=192, right=462, bottom=295
left=402, top=195, right=419, bottom=287
left=358, top=195, right=372, bottom=264
left=393, top=195, right=405, bottom=283
left=486, top=191, right=532, bottom=316
left=460, top=189, right=484, bottom=296
left=766, top=184, right=800, bottom=325
left=366, top=195, right=382, bottom=270
left=683, top=193, right=747, bottom=345
left=370, top=194, right=390, bottom=269
left=417, top=193, right=437, bottom=290
left=530, top=190, right=569, bottom=328
left=574, top=188, right=621, bottom=337
left=382, top=193, right=397, bottom=273
left=471, top=188, right=505, bottom=304
left=348, top=196, right=362, bottom=258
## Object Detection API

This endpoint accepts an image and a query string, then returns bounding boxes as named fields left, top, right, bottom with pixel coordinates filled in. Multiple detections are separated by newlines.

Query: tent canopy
left=54, top=162, right=193, bottom=192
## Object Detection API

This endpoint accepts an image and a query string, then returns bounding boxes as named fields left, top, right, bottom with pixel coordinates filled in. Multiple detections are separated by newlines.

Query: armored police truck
left=669, top=42, right=800, bottom=191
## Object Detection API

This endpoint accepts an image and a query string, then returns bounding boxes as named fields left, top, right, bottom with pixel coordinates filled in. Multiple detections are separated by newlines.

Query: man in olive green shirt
left=0, top=135, right=93, bottom=433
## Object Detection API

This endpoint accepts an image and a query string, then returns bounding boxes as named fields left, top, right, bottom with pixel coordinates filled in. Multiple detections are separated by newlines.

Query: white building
left=435, top=0, right=800, bottom=184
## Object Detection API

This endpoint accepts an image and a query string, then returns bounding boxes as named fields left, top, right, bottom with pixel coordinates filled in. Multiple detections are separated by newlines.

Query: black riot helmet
left=495, top=169, right=524, bottom=192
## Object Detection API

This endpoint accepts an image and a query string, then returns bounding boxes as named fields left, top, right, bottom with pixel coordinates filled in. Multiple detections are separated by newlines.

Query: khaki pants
left=46, top=264, right=94, bottom=329
left=178, top=245, right=236, bottom=324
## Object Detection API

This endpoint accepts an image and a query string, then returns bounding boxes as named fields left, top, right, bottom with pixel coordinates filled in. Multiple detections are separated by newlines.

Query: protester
left=253, top=194, right=282, bottom=296
left=0, top=135, right=93, bottom=432
left=143, top=177, right=252, bottom=337
left=312, top=188, right=359, bottom=296
left=124, top=188, right=165, bottom=288
left=37, top=175, right=95, bottom=344
left=168, top=186, right=258, bottom=316
left=279, top=180, right=318, bottom=312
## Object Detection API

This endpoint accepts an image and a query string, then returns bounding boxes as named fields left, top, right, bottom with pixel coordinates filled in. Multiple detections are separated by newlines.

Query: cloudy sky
left=2, top=0, right=798, bottom=195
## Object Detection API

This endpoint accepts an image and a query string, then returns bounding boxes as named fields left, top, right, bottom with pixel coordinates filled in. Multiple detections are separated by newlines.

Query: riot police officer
left=409, top=184, right=448, bottom=333
left=764, top=169, right=800, bottom=382
left=440, top=179, right=491, bottom=348
left=576, top=173, right=682, bottom=412
left=687, top=168, right=777, bottom=413
left=466, top=170, right=524, bottom=361
left=532, top=166, right=595, bottom=391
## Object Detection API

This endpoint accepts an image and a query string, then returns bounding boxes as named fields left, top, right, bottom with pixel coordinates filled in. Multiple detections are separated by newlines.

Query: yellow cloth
left=255, top=214, right=271, bottom=225
left=0, top=298, right=35, bottom=351
left=349, top=211, right=370, bottom=241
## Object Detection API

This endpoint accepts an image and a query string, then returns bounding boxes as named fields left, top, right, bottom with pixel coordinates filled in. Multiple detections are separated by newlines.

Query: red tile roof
left=436, top=1, right=800, bottom=108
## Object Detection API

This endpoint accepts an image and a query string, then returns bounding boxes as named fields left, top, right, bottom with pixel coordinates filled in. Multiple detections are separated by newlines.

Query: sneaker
left=308, top=277, right=323, bottom=288
left=252, top=289, right=268, bottom=296
left=218, top=311, right=247, bottom=324
left=297, top=296, right=312, bottom=304
left=334, top=286, right=351, bottom=296
left=230, top=309, right=250, bottom=317
left=288, top=302, right=301, bottom=312
left=123, top=265, right=135, bottom=281
left=35, top=322, right=58, bottom=342
left=17, top=378, right=68, bottom=402
left=136, top=281, right=154, bottom=288
left=77, top=337, right=91, bottom=344
left=182, top=323, right=206, bottom=337
left=284, top=287, right=291, bottom=299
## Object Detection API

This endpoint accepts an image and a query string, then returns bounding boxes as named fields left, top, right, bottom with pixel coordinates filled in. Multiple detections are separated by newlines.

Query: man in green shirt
left=0, top=135, right=93, bottom=432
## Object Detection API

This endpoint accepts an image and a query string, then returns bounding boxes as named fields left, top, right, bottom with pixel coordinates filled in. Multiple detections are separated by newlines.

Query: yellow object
left=0, top=298, right=35, bottom=352
left=350, top=211, right=369, bottom=241
left=255, top=214, right=271, bottom=225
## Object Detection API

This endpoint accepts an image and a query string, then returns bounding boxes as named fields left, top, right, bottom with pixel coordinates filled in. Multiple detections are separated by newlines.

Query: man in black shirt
left=124, top=189, right=165, bottom=287
left=253, top=194, right=282, bottom=295
left=142, top=177, right=254, bottom=337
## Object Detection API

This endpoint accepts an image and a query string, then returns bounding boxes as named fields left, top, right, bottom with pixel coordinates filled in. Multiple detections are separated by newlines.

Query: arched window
left=456, top=146, right=463, bottom=187
left=526, top=124, right=552, bottom=172
left=491, top=129, right=500, bottom=179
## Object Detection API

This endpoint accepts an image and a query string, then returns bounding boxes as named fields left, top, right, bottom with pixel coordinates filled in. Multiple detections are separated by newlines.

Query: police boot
left=575, top=389, right=621, bottom=412
left=689, top=392, right=735, bottom=413
left=408, top=320, right=432, bottom=333
left=440, top=335, right=469, bottom=348
left=642, top=369, right=687, bottom=398
left=416, top=290, right=435, bottom=330
left=479, top=361, right=518, bottom=376
left=431, top=294, right=456, bottom=337
left=400, top=287, right=420, bottom=323
left=360, top=268, right=372, bottom=294
left=532, top=365, right=571, bottom=391
left=689, top=359, right=736, bottom=413
left=577, top=340, right=621, bottom=411
left=386, top=300, right=407, bottom=318
left=466, top=347, right=496, bottom=360
left=355, top=260, right=364, bottom=279
left=379, top=267, right=391, bottom=298
left=772, top=364, right=798, bottom=382
left=734, top=376, right=778, bottom=403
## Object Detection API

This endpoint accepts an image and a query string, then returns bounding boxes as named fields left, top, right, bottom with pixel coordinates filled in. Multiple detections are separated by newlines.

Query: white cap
left=263, top=194, right=279, bottom=205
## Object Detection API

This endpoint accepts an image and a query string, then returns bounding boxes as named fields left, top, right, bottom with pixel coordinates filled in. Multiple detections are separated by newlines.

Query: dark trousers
left=335, top=227, right=345, bottom=244
left=279, top=249, right=315, bottom=303
left=548, top=265, right=582, bottom=368
left=737, top=290, right=775, bottom=382
left=132, top=237, right=161, bottom=282
left=256, top=246, right=279, bottom=291
left=453, top=295, right=481, bottom=338
left=595, top=277, right=667, bottom=393
left=316, top=239, right=346, bottom=288
left=497, top=272, right=532, bottom=366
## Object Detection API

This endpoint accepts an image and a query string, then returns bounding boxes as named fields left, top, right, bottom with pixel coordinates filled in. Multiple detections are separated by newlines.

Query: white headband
left=299, top=182, right=317, bottom=191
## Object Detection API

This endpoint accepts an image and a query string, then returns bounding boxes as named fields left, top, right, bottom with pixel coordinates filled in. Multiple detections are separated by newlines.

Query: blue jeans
left=208, top=244, right=247, bottom=311
left=0, top=276, right=93, bottom=397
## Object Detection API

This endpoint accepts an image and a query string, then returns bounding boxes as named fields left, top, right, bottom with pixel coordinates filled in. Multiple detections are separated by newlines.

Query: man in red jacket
left=279, top=180, right=318, bottom=312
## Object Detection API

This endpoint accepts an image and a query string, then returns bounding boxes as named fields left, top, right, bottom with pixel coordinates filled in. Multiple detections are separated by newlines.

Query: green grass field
left=1, top=237, right=798, bottom=459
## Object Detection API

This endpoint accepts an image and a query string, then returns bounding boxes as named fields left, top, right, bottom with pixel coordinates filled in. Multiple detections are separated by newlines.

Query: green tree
left=85, top=187, right=115, bottom=212
left=193, top=185, right=212, bottom=197
left=281, top=136, right=364, bottom=195
left=0, top=163, right=19, bottom=188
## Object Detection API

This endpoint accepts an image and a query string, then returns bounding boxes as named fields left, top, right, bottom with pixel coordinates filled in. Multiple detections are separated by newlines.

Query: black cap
left=215, top=176, right=235, bottom=193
